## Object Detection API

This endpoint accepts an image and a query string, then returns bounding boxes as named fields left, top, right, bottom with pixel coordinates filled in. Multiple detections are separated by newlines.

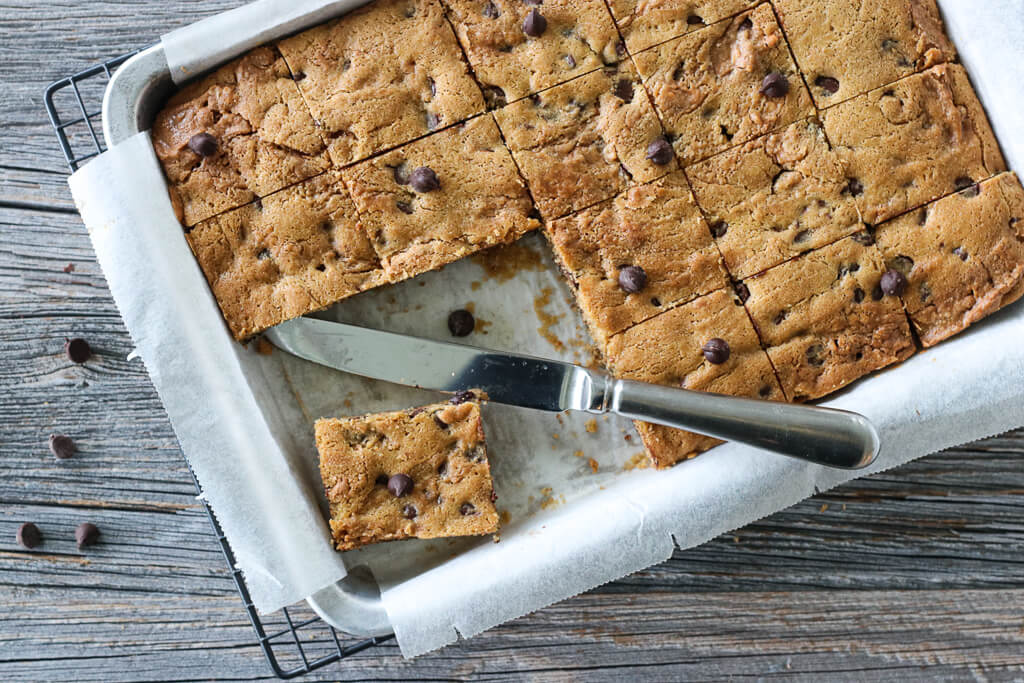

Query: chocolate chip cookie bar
left=546, top=171, right=729, bottom=346
left=743, top=234, right=916, bottom=401
left=875, top=172, right=1024, bottom=347
left=607, top=0, right=756, bottom=54
left=687, top=118, right=863, bottom=279
left=278, top=0, right=485, bottom=167
left=605, top=288, right=785, bottom=468
left=343, top=115, right=539, bottom=281
left=443, top=0, right=621, bottom=106
left=774, top=0, right=955, bottom=107
left=187, top=169, right=386, bottom=340
left=632, top=3, right=813, bottom=166
left=494, top=62, right=675, bottom=221
left=316, top=397, right=499, bottom=551
left=822, top=64, right=1006, bottom=226
left=152, top=47, right=330, bottom=227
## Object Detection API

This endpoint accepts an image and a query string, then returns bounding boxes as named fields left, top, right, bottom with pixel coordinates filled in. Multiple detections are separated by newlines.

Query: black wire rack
left=43, top=52, right=394, bottom=679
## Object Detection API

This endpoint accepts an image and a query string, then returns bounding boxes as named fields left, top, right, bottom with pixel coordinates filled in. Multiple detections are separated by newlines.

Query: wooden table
left=2, top=2, right=1023, bottom=680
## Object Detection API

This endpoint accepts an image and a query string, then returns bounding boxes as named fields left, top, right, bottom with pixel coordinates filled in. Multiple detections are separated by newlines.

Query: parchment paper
left=68, top=0, right=1024, bottom=657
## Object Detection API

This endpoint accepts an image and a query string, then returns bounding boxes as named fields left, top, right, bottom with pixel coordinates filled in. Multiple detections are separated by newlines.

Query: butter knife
left=265, top=317, right=879, bottom=469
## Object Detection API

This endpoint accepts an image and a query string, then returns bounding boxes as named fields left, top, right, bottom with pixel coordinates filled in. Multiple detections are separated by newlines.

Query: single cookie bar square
left=744, top=234, right=915, bottom=401
left=443, top=0, right=622, bottom=106
left=774, top=0, right=955, bottom=107
left=278, top=0, right=485, bottom=167
left=187, top=170, right=386, bottom=340
left=495, top=62, right=675, bottom=220
left=688, top=118, right=863, bottom=279
left=632, top=4, right=813, bottom=166
left=546, top=172, right=729, bottom=346
left=607, top=0, right=756, bottom=54
left=343, top=115, right=539, bottom=281
left=316, top=398, right=499, bottom=551
left=152, top=47, right=330, bottom=227
left=822, top=64, right=1006, bottom=226
left=605, top=288, right=785, bottom=468
left=875, top=172, right=1024, bottom=347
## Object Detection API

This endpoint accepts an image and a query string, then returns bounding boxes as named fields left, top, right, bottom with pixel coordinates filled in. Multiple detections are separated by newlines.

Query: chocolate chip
left=806, top=344, right=826, bottom=367
left=396, top=200, right=414, bottom=214
left=738, top=17, right=753, bottom=32
left=953, top=246, right=969, bottom=261
left=735, top=282, right=750, bottom=303
left=482, top=1, right=499, bottom=18
left=376, top=474, right=389, bottom=486
left=426, top=112, right=441, bottom=130
left=460, top=502, right=477, bottom=516
left=759, top=385, right=773, bottom=398
left=188, top=133, right=217, bottom=157
left=773, top=310, right=787, bottom=325
left=257, top=248, right=271, bottom=260
left=686, top=14, right=704, bottom=25
left=564, top=54, right=576, bottom=68
left=853, top=287, right=865, bottom=303
left=645, top=137, right=673, bottom=165
left=75, top=522, right=100, bottom=550
left=759, top=72, right=789, bottom=98
left=844, top=178, right=864, bottom=197
left=872, top=284, right=884, bottom=301
left=954, top=176, right=975, bottom=192
left=450, top=390, right=476, bottom=405
left=433, top=412, right=449, bottom=429
left=49, top=433, right=76, bottom=460
left=17, top=522, right=41, bottom=549
left=710, top=221, right=728, bottom=238
left=65, top=338, right=91, bottom=364
left=409, top=166, right=440, bottom=193
left=484, top=86, right=507, bottom=108
left=852, top=229, right=875, bottom=246
left=523, top=9, right=547, bottom=37
left=616, top=41, right=626, bottom=57
left=672, top=61, right=687, bottom=81
left=617, top=265, right=647, bottom=293
left=613, top=78, right=634, bottom=101
left=650, top=297, right=661, bottom=306
left=701, top=338, right=730, bottom=364
left=448, top=309, right=475, bottom=337
left=402, top=504, right=418, bottom=519
left=491, top=490, right=498, bottom=502
left=292, top=71, right=306, bottom=82
left=880, top=269, right=908, bottom=296
left=437, top=460, right=448, bottom=476
left=387, top=473, right=414, bottom=497
left=815, top=76, right=840, bottom=95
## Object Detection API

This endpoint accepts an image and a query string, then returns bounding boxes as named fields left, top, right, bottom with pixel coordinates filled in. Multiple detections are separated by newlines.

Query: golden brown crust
left=607, top=0, right=757, bottom=54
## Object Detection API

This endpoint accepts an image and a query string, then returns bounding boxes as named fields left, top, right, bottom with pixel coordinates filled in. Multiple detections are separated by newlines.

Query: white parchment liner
left=68, top=0, right=1024, bottom=657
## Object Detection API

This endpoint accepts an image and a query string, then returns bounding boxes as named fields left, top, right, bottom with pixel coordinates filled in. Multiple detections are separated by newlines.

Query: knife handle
left=604, top=378, right=879, bottom=469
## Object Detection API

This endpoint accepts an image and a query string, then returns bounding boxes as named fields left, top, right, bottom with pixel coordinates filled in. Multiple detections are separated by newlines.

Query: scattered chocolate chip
left=387, top=473, right=414, bottom=497
left=880, top=269, right=908, bottom=296
left=759, top=385, right=773, bottom=398
left=564, top=54, right=576, bottom=68
left=409, top=166, right=440, bottom=193
left=759, top=72, right=789, bottom=98
left=773, top=310, right=787, bottom=325
left=491, top=490, right=498, bottom=502
left=686, top=14, right=704, bottom=25
left=613, top=78, right=634, bottom=101
left=710, top=221, right=727, bottom=238
left=954, top=176, right=974, bottom=191
left=75, top=522, right=100, bottom=550
left=738, top=17, right=753, bottom=32
left=460, top=502, right=477, bottom=516
left=17, top=522, right=41, bottom=549
left=616, top=41, right=626, bottom=57
left=852, top=229, right=875, bottom=246
left=426, top=112, right=441, bottom=130
left=409, top=407, right=426, bottom=418
left=292, top=71, right=306, bottom=82
left=953, top=246, right=969, bottom=261
left=188, top=133, right=217, bottom=157
left=872, top=284, right=884, bottom=301
left=257, top=248, right=271, bottom=260
left=49, top=433, right=76, bottom=460
left=376, top=474, right=389, bottom=486
left=484, top=86, right=507, bottom=108
left=523, top=9, right=547, bottom=37
left=448, top=309, right=475, bottom=337
left=719, top=124, right=733, bottom=141
left=645, top=137, right=673, bottom=165
left=65, top=338, right=91, bottom=364
left=617, top=265, right=647, bottom=293
left=815, top=75, right=840, bottom=95
left=701, top=338, right=730, bottom=364
left=844, top=178, right=864, bottom=197
left=735, top=282, right=750, bottom=303
left=396, top=200, right=414, bottom=214
left=806, top=344, right=826, bottom=367
left=402, top=504, right=418, bottom=519
left=650, top=296, right=661, bottom=306
left=450, top=390, right=476, bottom=405
left=853, top=287, right=865, bottom=303
left=437, top=460, right=448, bottom=476
left=671, top=61, right=687, bottom=81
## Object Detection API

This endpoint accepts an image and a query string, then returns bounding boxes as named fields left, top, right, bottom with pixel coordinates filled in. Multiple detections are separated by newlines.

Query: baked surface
left=607, top=0, right=757, bottom=54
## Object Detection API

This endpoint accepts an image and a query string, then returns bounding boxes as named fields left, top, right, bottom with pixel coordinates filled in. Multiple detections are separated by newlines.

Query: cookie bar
left=632, top=4, right=813, bottom=166
left=278, top=0, right=484, bottom=168
left=494, top=62, right=675, bottom=221
left=443, top=0, right=621, bottom=106
left=743, top=234, right=915, bottom=401
left=875, top=172, right=1024, bottom=347
left=822, top=64, right=1006, bottom=226
left=607, top=0, right=757, bottom=54
left=774, top=0, right=955, bottom=107
left=187, top=170, right=386, bottom=340
left=152, top=47, right=330, bottom=228
left=687, top=118, right=863, bottom=279
left=546, top=171, right=729, bottom=346
left=316, top=397, right=499, bottom=551
left=605, top=288, right=785, bottom=468
left=343, top=115, right=539, bottom=281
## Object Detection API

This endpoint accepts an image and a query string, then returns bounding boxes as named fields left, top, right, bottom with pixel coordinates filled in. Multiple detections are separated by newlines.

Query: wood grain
left=1, top=1, right=1024, bottom=680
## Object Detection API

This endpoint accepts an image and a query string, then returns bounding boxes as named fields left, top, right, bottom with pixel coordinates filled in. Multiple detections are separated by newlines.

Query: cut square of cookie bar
left=744, top=234, right=915, bottom=402
left=687, top=118, right=863, bottom=280
left=632, top=3, right=813, bottom=166
left=187, top=169, right=386, bottom=340
left=443, top=0, right=622, bottom=107
left=343, top=115, right=539, bottom=281
left=875, top=172, right=1024, bottom=348
left=152, top=46, right=330, bottom=228
left=278, top=0, right=485, bottom=167
left=605, top=288, right=785, bottom=468
left=821, top=64, right=1006, bottom=227
left=316, top=398, right=499, bottom=551
left=607, top=0, right=756, bottom=54
left=546, top=172, right=729, bottom=347
left=495, top=62, right=676, bottom=221
left=774, top=0, right=955, bottom=108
